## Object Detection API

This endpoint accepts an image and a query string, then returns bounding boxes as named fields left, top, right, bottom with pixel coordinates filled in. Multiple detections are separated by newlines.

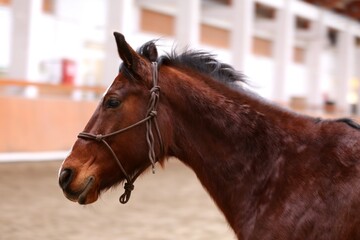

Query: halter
left=78, top=62, right=163, bottom=204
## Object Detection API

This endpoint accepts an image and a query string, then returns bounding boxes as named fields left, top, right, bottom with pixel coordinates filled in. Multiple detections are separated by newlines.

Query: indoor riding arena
left=0, top=160, right=234, bottom=240
left=1, top=0, right=360, bottom=240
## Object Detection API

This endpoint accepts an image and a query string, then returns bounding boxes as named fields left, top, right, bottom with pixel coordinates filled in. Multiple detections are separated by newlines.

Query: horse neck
left=160, top=66, right=297, bottom=233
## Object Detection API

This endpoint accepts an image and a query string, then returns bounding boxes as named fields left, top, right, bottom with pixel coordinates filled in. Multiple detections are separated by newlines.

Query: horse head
left=58, top=33, right=166, bottom=204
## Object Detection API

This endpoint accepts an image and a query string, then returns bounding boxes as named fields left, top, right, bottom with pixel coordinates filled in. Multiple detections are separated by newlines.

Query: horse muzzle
left=59, top=168, right=98, bottom=204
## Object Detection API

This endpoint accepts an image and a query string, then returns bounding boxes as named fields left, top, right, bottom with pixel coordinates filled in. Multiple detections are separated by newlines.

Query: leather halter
left=78, top=62, right=163, bottom=204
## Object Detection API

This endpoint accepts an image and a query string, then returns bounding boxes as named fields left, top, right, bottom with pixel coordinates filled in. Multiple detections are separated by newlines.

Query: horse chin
left=63, top=176, right=99, bottom=205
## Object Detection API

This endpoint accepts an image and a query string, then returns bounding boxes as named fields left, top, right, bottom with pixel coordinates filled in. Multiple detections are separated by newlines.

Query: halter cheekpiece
left=78, top=62, right=163, bottom=204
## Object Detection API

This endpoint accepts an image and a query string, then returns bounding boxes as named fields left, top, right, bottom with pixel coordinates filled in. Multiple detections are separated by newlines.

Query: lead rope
left=146, top=62, right=162, bottom=173
left=77, top=61, right=163, bottom=204
left=98, top=137, right=134, bottom=204
left=76, top=132, right=135, bottom=203
left=118, top=61, right=162, bottom=202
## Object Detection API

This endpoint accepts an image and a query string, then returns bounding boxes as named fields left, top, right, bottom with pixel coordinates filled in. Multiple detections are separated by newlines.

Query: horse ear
left=141, top=42, right=158, bottom=62
left=113, top=32, right=139, bottom=69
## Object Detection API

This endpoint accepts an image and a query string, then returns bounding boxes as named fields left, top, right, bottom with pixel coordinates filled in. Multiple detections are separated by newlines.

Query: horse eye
left=106, top=98, right=121, bottom=108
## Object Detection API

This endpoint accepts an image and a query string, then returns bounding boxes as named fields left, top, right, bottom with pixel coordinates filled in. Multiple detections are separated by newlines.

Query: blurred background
left=0, top=0, right=360, bottom=156
left=0, top=0, right=360, bottom=239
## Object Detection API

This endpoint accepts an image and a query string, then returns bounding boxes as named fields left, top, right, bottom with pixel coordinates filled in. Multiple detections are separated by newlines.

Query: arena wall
left=0, top=96, right=97, bottom=152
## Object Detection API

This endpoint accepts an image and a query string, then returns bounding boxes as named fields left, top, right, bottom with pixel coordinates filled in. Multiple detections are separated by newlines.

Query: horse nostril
left=59, top=168, right=73, bottom=190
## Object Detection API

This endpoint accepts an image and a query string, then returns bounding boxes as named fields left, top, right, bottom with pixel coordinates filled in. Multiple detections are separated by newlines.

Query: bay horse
left=59, top=32, right=360, bottom=239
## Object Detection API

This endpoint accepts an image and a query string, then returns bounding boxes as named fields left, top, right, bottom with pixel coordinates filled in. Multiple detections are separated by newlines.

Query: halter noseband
left=78, top=62, right=163, bottom=204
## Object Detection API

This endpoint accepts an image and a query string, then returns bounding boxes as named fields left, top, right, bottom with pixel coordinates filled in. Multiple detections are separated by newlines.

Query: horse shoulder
left=248, top=118, right=360, bottom=239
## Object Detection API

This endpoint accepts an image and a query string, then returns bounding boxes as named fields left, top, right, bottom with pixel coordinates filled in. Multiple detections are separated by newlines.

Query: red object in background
left=61, top=59, right=76, bottom=85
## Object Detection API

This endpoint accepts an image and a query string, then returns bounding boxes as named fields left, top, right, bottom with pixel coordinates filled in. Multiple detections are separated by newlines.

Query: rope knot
left=150, top=86, right=160, bottom=94
left=119, top=181, right=134, bottom=204
left=149, top=110, right=157, bottom=117
left=95, top=134, right=103, bottom=141
left=124, top=182, right=134, bottom=191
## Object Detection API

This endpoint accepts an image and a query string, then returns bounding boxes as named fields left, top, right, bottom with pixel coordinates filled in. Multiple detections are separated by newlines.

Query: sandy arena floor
left=0, top=160, right=236, bottom=240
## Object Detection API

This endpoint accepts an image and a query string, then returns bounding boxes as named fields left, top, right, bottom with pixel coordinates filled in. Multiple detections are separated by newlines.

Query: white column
left=103, top=0, right=138, bottom=86
left=53, top=0, right=87, bottom=100
left=306, top=12, right=326, bottom=108
left=230, top=0, right=254, bottom=72
left=175, top=0, right=200, bottom=51
left=336, top=28, right=355, bottom=113
left=272, top=0, right=295, bottom=102
left=9, top=0, right=43, bottom=81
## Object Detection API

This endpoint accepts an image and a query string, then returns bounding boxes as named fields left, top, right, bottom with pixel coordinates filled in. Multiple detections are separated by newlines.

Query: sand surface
left=0, top=160, right=235, bottom=240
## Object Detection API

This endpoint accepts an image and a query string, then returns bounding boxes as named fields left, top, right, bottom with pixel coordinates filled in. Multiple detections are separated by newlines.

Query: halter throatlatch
left=78, top=62, right=163, bottom=204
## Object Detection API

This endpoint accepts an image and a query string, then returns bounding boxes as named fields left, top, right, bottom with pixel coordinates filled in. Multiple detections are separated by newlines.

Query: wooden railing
left=0, top=79, right=106, bottom=153
left=0, top=95, right=99, bottom=153
left=0, top=79, right=358, bottom=154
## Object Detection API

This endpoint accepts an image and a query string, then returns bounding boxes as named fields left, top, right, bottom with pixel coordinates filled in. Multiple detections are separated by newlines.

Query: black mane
left=138, top=40, right=247, bottom=89
left=335, top=118, right=360, bottom=130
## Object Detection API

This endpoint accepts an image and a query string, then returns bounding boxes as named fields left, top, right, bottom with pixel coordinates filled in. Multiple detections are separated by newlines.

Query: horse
left=59, top=32, right=360, bottom=239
